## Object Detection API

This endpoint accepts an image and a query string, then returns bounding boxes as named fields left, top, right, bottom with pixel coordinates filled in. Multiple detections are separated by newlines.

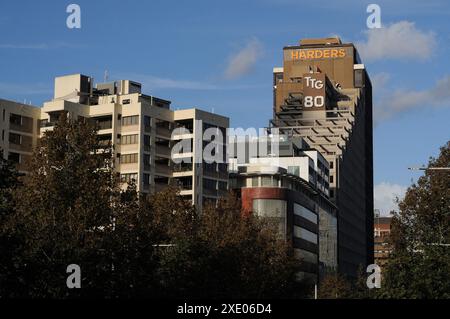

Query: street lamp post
left=408, top=167, right=450, bottom=171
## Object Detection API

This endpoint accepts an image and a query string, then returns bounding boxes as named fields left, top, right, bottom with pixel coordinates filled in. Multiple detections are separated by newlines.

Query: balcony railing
left=156, top=126, right=171, bottom=138
left=155, top=163, right=172, bottom=175
left=96, top=121, right=112, bottom=130
left=40, top=120, right=56, bottom=128
left=173, top=163, right=193, bottom=172
left=155, top=145, right=171, bottom=157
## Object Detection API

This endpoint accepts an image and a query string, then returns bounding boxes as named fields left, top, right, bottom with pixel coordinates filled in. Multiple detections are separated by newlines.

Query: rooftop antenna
left=104, top=70, right=109, bottom=82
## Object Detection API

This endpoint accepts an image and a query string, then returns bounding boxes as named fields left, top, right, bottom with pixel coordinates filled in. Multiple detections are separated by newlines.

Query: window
left=143, top=154, right=151, bottom=167
left=121, top=134, right=138, bottom=145
left=144, top=135, right=151, bottom=152
left=330, top=175, right=334, bottom=183
left=294, top=226, right=318, bottom=244
left=203, top=178, right=216, bottom=190
left=144, top=116, right=151, bottom=128
left=293, top=203, right=318, bottom=224
left=2, top=109, right=5, bottom=121
left=329, top=161, right=334, bottom=169
left=120, top=153, right=138, bottom=164
left=8, top=152, right=20, bottom=163
left=143, top=173, right=150, bottom=185
left=218, top=181, right=227, bottom=191
left=121, top=115, right=139, bottom=126
left=10, top=113, right=22, bottom=125
left=252, top=176, right=259, bottom=187
left=288, top=166, right=300, bottom=176
left=9, top=132, right=21, bottom=145
left=122, top=99, right=131, bottom=105
left=261, top=176, right=278, bottom=187
left=252, top=199, right=287, bottom=237
left=294, top=248, right=318, bottom=264
left=120, top=173, right=138, bottom=183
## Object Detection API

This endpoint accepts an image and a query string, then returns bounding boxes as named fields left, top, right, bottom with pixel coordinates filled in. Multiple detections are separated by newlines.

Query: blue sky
left=1, top=0, right=449, bottom=214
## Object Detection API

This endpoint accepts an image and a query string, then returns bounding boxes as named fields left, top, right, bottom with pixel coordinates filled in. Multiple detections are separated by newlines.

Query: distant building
left=374, top=215, right=393, bottom=269
left=270, top=37, right=374, bottom=277
left=229, top=135, right=338, bottom=283
left=0, top=74, right=229, bottom=211
left=0, top=100, right=40, bottom=172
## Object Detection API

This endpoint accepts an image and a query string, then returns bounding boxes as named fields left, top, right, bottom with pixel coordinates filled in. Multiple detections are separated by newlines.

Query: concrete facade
left=0, top=74, right=229, bottom=211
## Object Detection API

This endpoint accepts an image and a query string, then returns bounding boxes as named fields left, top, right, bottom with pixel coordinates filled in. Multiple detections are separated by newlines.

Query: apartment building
left=0, top=99, right=40, bottom=172
left=270, top=37, right=374, bottom=277
left=1, top=74, right=229, bottom=211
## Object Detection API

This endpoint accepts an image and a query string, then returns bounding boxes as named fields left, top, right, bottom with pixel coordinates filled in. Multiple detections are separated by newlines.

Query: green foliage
left=0, top=117, right=301, bottom=298
left=157, top=194, right=301, bottom=298
left=0, top=149, right=22, bottom=296
left=379, top=141, right=450, bottom=299
left=318, top=272, right=352, bottom=299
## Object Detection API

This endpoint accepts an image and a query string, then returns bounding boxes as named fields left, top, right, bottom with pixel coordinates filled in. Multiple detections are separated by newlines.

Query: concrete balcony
left=156, top=126, right=171, bottom=138
left=155, top=163, right=172, bottom=176
left=155, top=145, right=171, bottom=157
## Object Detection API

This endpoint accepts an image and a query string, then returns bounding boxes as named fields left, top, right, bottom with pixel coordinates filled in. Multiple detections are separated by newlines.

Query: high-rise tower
left=270, top=37, right=374, bottom=277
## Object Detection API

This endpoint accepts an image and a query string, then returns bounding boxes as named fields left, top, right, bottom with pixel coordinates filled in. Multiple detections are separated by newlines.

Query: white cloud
left=371, top=72, right=391, bottom=90
left=374, top=182, right=407, bottom=216
left=224, top=38, right=262, bottom=80
left=357, top=21, right=436, bottom=61
left=372, top=73, right=450, bottom=123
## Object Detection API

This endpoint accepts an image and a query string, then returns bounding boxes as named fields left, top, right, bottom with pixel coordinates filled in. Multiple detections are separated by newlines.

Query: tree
left=157, top=193, right=302, bottom=299
left=380, top=141, right=450, bottom=299
left=0, top=149, right=22, bottom=295
left=0, top=117, right=308, bottom=299
left=317, top=272, right=352, bottom=299
left=0, top=117, right=160, bottom=298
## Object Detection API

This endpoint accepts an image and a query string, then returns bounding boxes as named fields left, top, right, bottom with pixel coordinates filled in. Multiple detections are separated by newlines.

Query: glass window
left=293, top=203, right=318, bottom=224
left=8, top=152, right=20, bottom=163
left=143, top=154, right=151, bottom=166
left=294, top=248, right=318, bottom=264
left=120, top=173, right=138, bottom=183
left=9, top=132, right=21, bottom=145
left=294, top=226, right=318, bottom=244
left=121, top=134, right=138, bottom=145
left=252, top=176, right=259, bottom=187
left=9, top=113, right=22, bottom=125
left=261, top=176, right=272, bottom=186
left=144, top=116, right=151, bottom=127
left=288, top=166, right=300, bottom=176
left=143, top=173, right=150, bottom=185
left=121, top=115, right=139, bottom=126
left=252, top=199, right=287, bottom=237
left=218, top=181, right=227, bottom=191
left=261, top=176, right=278, bottom=187
left=120, top=153, right=138, bottom=164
